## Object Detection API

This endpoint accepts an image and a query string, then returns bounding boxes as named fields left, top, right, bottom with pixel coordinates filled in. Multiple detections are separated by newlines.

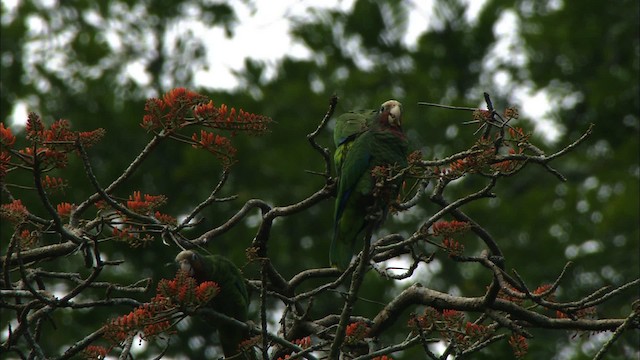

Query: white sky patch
left=402, top=0, right=433, bottom=50
left=194, top=0, right=355, bottom=89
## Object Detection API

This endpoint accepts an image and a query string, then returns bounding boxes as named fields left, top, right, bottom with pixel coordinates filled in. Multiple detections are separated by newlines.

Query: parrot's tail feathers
left=329, top=234, right=354, bottom=270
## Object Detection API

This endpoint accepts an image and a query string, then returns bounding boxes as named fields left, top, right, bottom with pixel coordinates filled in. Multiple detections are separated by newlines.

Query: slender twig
left=593, top=306, right=640, bottom=360
left=307, top=94, right=338, bottom=179
left=329, top=223, right=374, bottom=358
left=418, top=102, right=478, bottom=112
left=72, top=133, right=165, bottom=225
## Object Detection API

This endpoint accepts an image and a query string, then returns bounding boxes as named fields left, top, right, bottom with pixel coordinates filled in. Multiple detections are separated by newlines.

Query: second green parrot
left=330, top=100, right=409, bottom=269
left=175, top=250, right=251, bottom=358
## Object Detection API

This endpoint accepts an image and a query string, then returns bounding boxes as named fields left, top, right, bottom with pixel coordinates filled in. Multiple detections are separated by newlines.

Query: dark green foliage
left=1, top=0, right=637, bottom=358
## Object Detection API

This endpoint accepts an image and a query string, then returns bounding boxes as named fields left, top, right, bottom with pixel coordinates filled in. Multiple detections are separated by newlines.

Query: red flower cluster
left=532, top=283, right=554, bottom=298
left=472, top=109, right=492, bottom=123
left=142, top=88, right=208, bottom=131
left=154, top=211, right=176, bottom=225
left=508, top=126, right=528, bottom=141
left=432, top=220, right=470, bottom=237
left=442, top=238, right=464, bottom=257
left=15, top=113, right=105, bottom=170
left=156, top=270, right=219, bottom=307
left=56, top=202, right=75, bottom=218
left=26, top=115, right=105, bottom=147
left=294, top=336, right=312, bottom=349
left=141, top=88, right=272, bottom=170
left=195, top=102, right=272, bottom=134
left=80, top=345, right=109, bottom=359
left=191, top=130, right=236, bottom=168
left=126, top=191, right=167, bottom=214
left=18, top=229, right=39, bottom=249
left=508, top=334, right=528, bottom=358
left=102, top=271, right=220, bottom=352
left=0, top=151, right=11, bottom=179
left=1, top=199, right=28, bottom=222
left=344, top=321, right=369, bottom=344
left=372, top=356, right=394, bottom=360
left=0, top=122, right=15, bottom=147
left=104, top=296, right=173, bottom=344
left=410, top=307, right=495, bottom=352
left=41, top=175, right=67, bottom=193
left=503, top=107, right=520, bottom=120
left=491, top=147, right=524, bottom=173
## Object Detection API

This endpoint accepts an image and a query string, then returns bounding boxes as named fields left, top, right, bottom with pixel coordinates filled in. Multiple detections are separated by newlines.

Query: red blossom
left=442, top=309, right=465, bottom=328
left=1, top=199, right=29, bottom=222
left=372, top=356, right=394, bottom=360
left=56, top=202, right=75, bottom=218
left=503, top=107, right=520, bottom=119
left=293, top=336, right=312, bottom=349
left=156, top=270, right=218, bottom=307
left=78, top=128, right=106, bottom=147
left=18, top=229, right=38, bottom=248
left=191, top=130, right=236, bottom=168
left=473, top=109, right=492, bottom=122
left=442, top=238, right=464, bottom=256
left=508, top=334, right=528, bottom=358
left=26, top=112, right=44, bottom=140
left=432, top=220, right=471, bottom=237
left=42, top=175, right=67, bottom=193
left=154, top=211, right=176, bottom=225
left=532, top=284, right=553, bottom=297
left=0, top=151, right=11, bottom=179
left=0, top=122, right=16, bottom=147
left=345, top=321, right=369, bottom=344
left=81, top=345, right=109, bottom=359
left=195, top=281, right=220, bottom=304
left=126, top=191, right=167, bottom=214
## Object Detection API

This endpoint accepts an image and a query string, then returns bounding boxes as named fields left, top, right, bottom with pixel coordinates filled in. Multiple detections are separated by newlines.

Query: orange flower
left=42, top=176, right=67, bottom=193
left=442, top=238, right=464, bottom=256
left=508, top=334, right=528, bottom=358
left=81, top=345, right=108, bottom=359
left=1, top=199, right=28, bottom=222
left=293, top=336, right=311, bottom=349
left=56, top=202, right=75, bottom=218
left=345, top=321, right=369, bottom=344
left=195, top=281, right=220, bottom=304
left=432, top=220, right=470, bottom=237
left=0, top=151, right=11, bottom=179
left=126, top=191, right=167, bottom=214
left=0, top=122, right=15, bottom=147
left=26, top=112, right=44, bottom=140
left=154, top=211, right=176, bottom=225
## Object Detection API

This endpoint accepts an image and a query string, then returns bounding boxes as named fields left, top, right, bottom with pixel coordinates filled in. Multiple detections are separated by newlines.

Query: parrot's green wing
left=330, top=101, right=408, bottom=269
left=333, top=109, right=377, bottom=177
left=333, top=109, right=377, bottom=147
left=176, top=250, right=252, bottom=359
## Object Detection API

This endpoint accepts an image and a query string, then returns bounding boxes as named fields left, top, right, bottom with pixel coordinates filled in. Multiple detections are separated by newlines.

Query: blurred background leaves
left=1, top=0, right=638, bottom=358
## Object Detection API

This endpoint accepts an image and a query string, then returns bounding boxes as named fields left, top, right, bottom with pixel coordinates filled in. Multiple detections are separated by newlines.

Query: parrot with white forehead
left=175, top=250, right=251, bottom=358
left=330, top=100, right=409, bottom=269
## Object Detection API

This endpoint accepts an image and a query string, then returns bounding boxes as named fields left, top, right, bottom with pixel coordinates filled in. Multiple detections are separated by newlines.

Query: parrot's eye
left=379, top=106, right=385, bottom=113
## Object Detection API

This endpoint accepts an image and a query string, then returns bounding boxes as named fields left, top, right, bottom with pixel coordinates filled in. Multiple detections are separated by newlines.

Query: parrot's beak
left=178, top=260, right=194, bottom=276
left=389, top=103, right=402, bottom=126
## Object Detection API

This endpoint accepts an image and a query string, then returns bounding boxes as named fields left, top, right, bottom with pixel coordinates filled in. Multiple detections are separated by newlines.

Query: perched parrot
left=330, top=100, right=409, bottom=269
left=175, top=250, right=251, bottom=358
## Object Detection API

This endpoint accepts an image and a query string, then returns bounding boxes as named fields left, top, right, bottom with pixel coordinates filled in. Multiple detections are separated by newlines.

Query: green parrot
left=330, top=100, right=409, bottom=269
left=175, top=250, right=251, bottom=358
